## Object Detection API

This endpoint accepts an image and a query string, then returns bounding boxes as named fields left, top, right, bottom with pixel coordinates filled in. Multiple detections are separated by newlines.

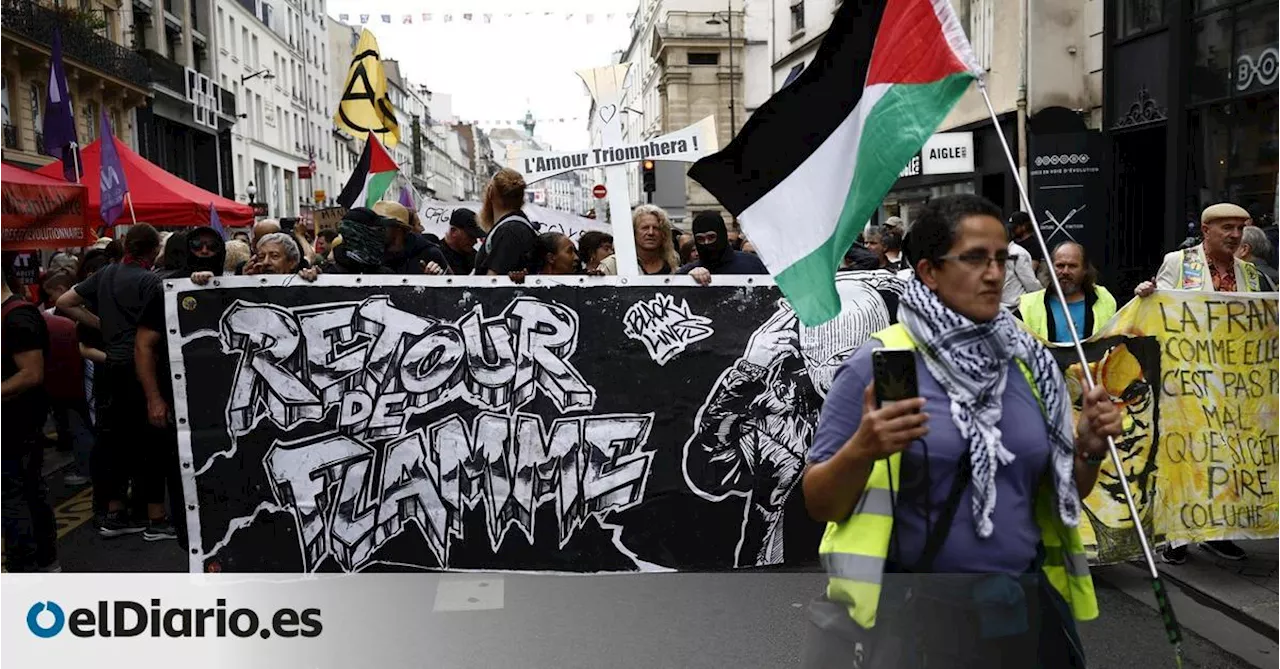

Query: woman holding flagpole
left=800, top=194, right=1123, bottom=668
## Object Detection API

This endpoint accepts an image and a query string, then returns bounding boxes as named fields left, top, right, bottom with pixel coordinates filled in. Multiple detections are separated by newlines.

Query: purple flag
left=44, top=28, right=80, bottom=182
left=209, top=202, right=225, bottom=239
left=397, top=184, right=414, bottom=210
left=99, top=111, right=128, bottom=228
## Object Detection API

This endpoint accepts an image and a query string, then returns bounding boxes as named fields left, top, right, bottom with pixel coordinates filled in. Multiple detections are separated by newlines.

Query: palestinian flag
left=688, top=0, right=982, bottom=326
left=337, top=132, right=398, bottom=209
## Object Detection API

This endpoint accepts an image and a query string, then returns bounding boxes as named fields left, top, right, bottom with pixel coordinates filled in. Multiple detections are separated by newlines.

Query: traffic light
left=642, top=159, right=656, bottom=193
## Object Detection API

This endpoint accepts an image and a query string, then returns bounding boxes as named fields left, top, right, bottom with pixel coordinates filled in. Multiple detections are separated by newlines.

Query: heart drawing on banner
left=598, top=105, right=617, bottom=124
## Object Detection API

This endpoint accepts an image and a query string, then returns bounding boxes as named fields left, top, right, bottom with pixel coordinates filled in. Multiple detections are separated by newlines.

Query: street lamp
left=706, top=2, right=736, bottom=140
left=241, top=70, right=275, bottom=84
left=247, top=181, right=257, bottom=204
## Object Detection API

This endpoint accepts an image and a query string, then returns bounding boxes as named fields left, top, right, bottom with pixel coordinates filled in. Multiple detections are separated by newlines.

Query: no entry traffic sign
left=592, top=184, right=607, bottom=199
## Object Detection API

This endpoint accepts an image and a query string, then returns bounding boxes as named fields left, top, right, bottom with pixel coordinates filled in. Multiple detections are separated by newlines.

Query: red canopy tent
left=36, top=138, right=253, bottom=229
left=1, top=162, right=92, bottom=249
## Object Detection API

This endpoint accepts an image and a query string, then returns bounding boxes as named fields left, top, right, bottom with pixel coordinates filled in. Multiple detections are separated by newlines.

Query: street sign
left=251, top=203, right=269, bottom=217
left=592, top=184, right=607, bottom=199
left=313, top=189, right=326, bottom=203
left=298, top=165, right=314, bottom=179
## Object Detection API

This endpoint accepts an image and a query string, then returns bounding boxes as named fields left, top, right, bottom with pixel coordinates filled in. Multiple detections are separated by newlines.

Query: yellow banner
left=1051, top=291, right=1279, bottom=563
left=334, top=29, right=401, bottom=148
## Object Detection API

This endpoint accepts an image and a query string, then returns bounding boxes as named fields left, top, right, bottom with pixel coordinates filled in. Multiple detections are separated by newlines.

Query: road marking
left=2, top=486, right=95, bottom=569
left=55, top=486, right=96, bottom=538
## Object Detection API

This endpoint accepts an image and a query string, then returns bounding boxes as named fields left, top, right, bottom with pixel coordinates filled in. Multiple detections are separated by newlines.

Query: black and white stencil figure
left=172, top=276, right=900, bottom=573
left=622, top=293, right=715, bottom=366
left=681, top=273, right=905, bottom=566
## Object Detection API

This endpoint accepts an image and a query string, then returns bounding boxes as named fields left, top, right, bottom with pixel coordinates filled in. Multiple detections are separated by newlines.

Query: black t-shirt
left=3, top=296, right=49, bottom=437
left=474, top=212, right=538, bottom=275
left=138, top=288, right=173, bottom=402
left=73, top=262, right=162, bottom=364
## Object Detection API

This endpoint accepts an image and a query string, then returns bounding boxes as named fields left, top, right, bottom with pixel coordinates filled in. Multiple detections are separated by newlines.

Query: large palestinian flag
left=689, top=0, right=982, bottom=326
left=337, top=132, right=398, bottom=210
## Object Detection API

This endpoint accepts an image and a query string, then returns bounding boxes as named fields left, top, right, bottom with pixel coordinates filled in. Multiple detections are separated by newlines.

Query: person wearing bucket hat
left=317, top=207, right=394, bottom=275
left=374, top=200, right=448, bottom=275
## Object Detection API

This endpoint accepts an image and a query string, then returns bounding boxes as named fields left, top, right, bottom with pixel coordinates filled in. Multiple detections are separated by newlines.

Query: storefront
left=1105, top=0, right=1278, bottom=293
left=1185, top=0, right=1277, bottom=218
left=882, top=117, right=1020, bottom=227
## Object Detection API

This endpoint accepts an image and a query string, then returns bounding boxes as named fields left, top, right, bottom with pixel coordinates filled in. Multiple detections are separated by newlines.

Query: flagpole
left=70, top=142, right=82, bottom=184
left=976, top=79, right=1184, bottom=665
left=126, top=193, right=138, bottom=224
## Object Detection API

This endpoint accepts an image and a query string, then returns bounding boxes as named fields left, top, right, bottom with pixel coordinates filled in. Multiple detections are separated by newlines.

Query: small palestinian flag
left=337, top=133, right=398, bottom=209
left=689, top=0, right=982, bottom=326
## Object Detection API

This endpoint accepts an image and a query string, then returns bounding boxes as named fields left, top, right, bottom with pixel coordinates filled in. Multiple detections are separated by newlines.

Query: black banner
left=1028, top=130, right=1107, bottom=256
left=170, top=274, right=905, bottom=573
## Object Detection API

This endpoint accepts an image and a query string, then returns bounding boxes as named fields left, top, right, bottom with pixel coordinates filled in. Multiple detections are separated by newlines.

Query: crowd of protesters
left=2, top=162, right=1276, bottom=573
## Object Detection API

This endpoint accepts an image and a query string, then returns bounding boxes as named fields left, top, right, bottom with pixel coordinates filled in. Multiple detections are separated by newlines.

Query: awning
left=36, top=138, right=254, bottom=229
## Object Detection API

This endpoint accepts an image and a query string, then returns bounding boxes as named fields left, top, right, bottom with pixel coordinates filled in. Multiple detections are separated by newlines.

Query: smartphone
left=280, top=217, right=298, bottom=234
left=872, top=348, right=919, bottom=408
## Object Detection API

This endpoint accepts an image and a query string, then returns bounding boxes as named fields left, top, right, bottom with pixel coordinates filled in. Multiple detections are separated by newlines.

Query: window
left=688, top=52, right=719, bottom=65
left=229, top=17, right=236, bottom=56
left=960, top=0, right=993, bottom=70
left=789, top=1, right=804, bottom=34
left=1116, top=0, right=1164, bottom=39
left=1, top=73, right=9, bottom=127
left=83, top=101, right=98, bottom=142
left=252, top=35, right=260, bottom=68
left=241, top=27, right=249, bottom=61
left=217, top=7, right=224, bottom=41
left=28, top=83, right=42, bottom=148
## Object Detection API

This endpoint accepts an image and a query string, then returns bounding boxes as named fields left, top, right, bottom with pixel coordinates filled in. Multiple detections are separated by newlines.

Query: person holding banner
left=1134, top=202, right=1268, bottom=564
left=801, top=195, right=1123, bottom=667
left=679, top=211, right=768, bottom=285
left=475, top=169, right=539, bottom=277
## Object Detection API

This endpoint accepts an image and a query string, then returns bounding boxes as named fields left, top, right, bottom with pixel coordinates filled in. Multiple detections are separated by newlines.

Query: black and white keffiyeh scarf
left=898, top=279, right=1080, bottom=538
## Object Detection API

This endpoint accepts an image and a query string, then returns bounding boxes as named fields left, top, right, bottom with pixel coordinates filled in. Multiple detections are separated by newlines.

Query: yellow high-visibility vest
left=817, top=323, right=1099, bottom=629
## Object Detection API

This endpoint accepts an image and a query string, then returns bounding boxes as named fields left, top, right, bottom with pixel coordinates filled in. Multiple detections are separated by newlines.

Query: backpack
left=1, top=299, right=84, bottom=402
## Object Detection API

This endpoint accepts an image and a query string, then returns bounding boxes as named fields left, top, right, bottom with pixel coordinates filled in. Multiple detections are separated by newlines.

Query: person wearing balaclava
left=677, top=210, right=767, bottom=285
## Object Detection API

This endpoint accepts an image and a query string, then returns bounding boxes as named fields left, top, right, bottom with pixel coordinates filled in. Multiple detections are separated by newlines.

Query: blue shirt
left=1048, top=298, right=1087, bottom=344
left=808, top=341, right=1050, bottom=574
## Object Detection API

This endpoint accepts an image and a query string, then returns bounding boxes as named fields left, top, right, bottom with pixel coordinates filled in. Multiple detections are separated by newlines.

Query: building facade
left=217, top=0, right=319, bottom=218
left=1103, top=0, right=1277, bottom=292
left=131, top=0, right=241, bottom=197
left=591, top=0, right=747, bottom=222
left=1, top=0, right=152, bottom=170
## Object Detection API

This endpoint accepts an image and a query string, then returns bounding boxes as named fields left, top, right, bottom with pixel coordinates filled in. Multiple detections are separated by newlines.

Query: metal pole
left=727, top=1, right=735, bottom=140
left=977, top=80, right=1184, bottom=665
left=70, top=142, right=82, bottom=184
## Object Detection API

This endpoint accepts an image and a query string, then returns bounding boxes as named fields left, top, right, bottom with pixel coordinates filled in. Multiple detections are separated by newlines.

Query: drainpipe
left=1016, top=0, right=1029, bottom=191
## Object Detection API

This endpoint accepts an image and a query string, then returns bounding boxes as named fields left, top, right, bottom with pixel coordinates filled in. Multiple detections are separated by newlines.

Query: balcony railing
left=1, top=0, right=151, bottom=89
left=138, top=48, right=183, bottom=93
left=2, top=123, right=18, bottom=149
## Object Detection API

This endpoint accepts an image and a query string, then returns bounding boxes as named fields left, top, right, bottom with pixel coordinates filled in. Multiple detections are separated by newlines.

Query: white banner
left=416, top=198, right=612, bottom=242
left=509, top=116, right=718, bottom=184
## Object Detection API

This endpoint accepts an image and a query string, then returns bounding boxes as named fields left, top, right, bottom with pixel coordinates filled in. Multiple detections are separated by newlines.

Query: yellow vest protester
left=1045, top=290, right=1278, bottom=563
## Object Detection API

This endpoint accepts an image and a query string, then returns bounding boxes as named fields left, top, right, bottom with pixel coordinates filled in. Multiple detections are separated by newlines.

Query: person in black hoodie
left=678, top=210, right=768, bottom=285
left=130, top=226, right=224, bottom=549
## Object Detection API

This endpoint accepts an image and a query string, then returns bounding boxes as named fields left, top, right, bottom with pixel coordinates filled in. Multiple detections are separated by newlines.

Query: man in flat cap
left=1136, top=202, right=1266, bottom=295
left=1135, top=202, right=1267, bottom=566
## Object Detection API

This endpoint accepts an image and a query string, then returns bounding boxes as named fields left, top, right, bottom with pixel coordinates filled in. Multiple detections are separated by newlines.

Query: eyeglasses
left=938, top=250, right=1010, bottom=269
left=192, top=241, right=217, bottom=251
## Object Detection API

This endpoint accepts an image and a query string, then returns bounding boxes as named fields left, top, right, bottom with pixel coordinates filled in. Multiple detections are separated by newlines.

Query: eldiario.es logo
left=27, top=599, right=322, bottom=639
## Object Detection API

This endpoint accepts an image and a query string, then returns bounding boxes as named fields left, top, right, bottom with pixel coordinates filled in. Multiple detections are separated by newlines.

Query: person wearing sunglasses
left=801, top=194, right=1122, bottom=668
